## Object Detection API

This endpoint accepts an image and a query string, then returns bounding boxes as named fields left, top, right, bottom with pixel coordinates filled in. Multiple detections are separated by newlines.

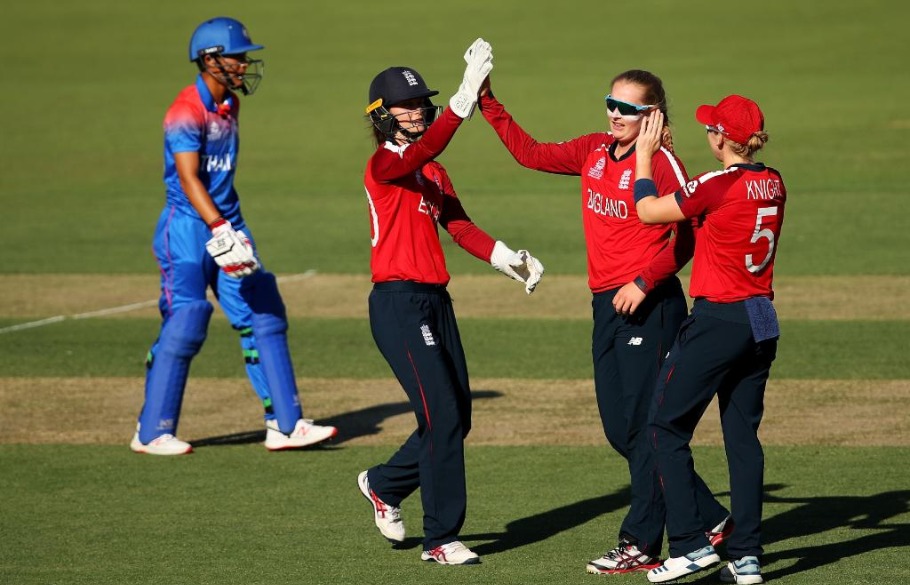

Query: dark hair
left=369, top=124, right=386, bottom=146
left=611, top=69, right=675, bottom=153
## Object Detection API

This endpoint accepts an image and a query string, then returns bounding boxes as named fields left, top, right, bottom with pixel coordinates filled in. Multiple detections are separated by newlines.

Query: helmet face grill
left=368, top=102, right=441, bottom=143
left=203, top=54, right=264, bottom=95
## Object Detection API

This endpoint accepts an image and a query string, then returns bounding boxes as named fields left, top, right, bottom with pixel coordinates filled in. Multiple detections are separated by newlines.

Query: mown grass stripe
left=3, top=274, right=909, bottom=321
left=0, top=318, right=907, bottom=380
left=2, top=377, right=906, bottom=447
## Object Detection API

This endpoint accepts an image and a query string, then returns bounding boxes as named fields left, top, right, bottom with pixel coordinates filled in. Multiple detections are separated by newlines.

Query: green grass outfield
left=1, top=317, right=910, bottom=380
left=1, top=446, right=908, bottom=585
left=4, top=1, right=909, bottom=276
left=3, top=1, right=909, bottom=584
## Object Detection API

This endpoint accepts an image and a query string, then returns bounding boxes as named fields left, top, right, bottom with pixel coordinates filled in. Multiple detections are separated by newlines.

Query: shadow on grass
left=760, top=487, right=910, bottom=580
left=465, top=486, right=631, bottom=556
left=191, top=389, right=503, bottom=448
left=683, top=485, right=910, bottom=583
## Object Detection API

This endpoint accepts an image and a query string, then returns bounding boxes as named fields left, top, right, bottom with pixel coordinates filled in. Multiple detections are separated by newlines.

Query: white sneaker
left=264, top=419, right=338, bottom=451
left=130, top=428, right=193, bottom=456
left=719, top=556, right=764, bottom=584
left=421, top=541, right=480, bottom=565
left=357, top=471, right=405, bottom=542
left=647, top=545, right=720, bottom=583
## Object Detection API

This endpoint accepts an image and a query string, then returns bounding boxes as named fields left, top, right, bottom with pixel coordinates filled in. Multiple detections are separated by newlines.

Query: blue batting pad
left=138, top=300, right=213, bottom=443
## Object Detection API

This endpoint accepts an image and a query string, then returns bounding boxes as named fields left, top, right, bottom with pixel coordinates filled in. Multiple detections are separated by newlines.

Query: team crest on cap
left=402, top=70, right=419, bottom=86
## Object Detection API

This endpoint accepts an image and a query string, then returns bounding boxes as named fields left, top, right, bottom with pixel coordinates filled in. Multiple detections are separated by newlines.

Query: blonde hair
left=728, top=131, right=769, bottom=158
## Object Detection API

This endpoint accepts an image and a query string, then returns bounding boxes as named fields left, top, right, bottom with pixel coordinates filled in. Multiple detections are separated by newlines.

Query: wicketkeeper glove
left=489, top=240, right=545, bottom=295
left=450, top=38, right=493, bottom=119
left=205, top=218, right=260, bottom=279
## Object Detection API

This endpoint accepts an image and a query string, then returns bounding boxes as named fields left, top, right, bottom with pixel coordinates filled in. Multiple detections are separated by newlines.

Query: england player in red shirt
left=355, top=40, right=544, bottom=567
left=478, top=71, right=731, bottom=573
left=634, top=95, right=785, bottom=585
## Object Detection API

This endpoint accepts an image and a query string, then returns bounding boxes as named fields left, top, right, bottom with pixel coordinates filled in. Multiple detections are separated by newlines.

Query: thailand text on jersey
left=163, top=74, right=242, bottom=224
left=676, top=163, right=786, bottom=302
left=364, top=108, right=496, bottom=285
left=480, top=95, right=689, bottom=293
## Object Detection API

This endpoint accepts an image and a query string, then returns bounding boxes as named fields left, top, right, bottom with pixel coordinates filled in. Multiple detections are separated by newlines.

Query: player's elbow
left=636, top=203, right=662, bottom=224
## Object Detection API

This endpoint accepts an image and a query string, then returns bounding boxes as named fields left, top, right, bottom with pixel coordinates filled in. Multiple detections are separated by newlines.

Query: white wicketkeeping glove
left=489, top=240, right=545, bottom=295
left=205, top=219, right=260, bottom=279
left=449, top=37, right=493, bottom=119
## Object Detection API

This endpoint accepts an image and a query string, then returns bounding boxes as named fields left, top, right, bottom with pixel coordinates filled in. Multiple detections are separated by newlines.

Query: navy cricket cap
left=368, top=67, right=439, bottom=110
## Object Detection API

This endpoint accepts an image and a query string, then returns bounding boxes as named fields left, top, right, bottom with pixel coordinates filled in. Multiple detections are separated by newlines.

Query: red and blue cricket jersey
left=480, top=94, right=690, bottom=293
left=675, top=163, right=787, bottom=302
left=364, top=108, right=496, bottom=285
left=163, top=74, right=242, bottom=224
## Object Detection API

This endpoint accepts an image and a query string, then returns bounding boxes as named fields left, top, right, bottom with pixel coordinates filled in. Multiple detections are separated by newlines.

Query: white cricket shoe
left=357, top=470, right=405, bottom=542
left=586, top=539, right=662, bottom=574
left=647, top=545, right=720, bottom=583
left=264, top=418, right=338, bottom=450
left=130, top=428, right=193, bottom=456
left=719, top=556, right=764, bottom=584
left=421, top=541, right=480, bottom=565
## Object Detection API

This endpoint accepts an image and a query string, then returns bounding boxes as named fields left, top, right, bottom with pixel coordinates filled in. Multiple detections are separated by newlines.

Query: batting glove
left=205, top=218, right=260, bottom=279
left=450, top=38, right=493, bottom=119
left=489, top=240, right=545, bottom=295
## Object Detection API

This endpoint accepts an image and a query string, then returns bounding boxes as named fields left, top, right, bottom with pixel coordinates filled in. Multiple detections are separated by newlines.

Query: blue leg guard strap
left=138, top=300, right=213, bottom=443
left=244, top=273, right=302, bottom=433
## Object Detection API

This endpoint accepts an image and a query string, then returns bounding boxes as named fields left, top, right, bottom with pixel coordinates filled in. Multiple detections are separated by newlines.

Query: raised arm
left=479, top=87, right=603, bottom=176
left=371, top=38, right=494, bottom=183
left=369, top=108, right=464, bottom=182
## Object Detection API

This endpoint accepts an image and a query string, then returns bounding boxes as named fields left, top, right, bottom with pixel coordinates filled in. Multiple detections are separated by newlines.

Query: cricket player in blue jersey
left=131, top=16, right=337, bottom=455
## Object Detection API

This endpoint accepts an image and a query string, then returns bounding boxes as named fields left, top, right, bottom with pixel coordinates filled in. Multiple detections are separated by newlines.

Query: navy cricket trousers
left=650, top=299, right=777, bottom=559
left=366, top=281, right=472, bottom=549
left=593, top=278, right=728, bottom=556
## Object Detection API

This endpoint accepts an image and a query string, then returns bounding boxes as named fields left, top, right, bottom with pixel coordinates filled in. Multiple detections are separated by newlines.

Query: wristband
left=208, top=217, right=227, bottom=230
left=633, top=179, right=657, bottom=204
left=633, top=276, right=650, bottom=294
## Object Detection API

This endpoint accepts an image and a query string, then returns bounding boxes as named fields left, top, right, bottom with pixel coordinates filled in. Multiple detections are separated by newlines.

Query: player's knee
left=251, top=311, right=288, bottom=338
left=242, top=271, right=287, bottom=317
left=159, top=300, right=213, bottom=357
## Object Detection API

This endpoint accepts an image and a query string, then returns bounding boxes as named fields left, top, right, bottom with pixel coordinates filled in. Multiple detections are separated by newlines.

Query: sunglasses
left=705, top=125, right=724, bottom=134
left=605, top=95, right=654, bottom=117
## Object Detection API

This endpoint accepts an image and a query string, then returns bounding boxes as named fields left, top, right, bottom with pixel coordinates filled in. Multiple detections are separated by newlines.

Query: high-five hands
left=450, top=38, right=493, bottom=118
left=490, top=241, right=545, bottom=295
left=205, top=219, right=260, bottom=278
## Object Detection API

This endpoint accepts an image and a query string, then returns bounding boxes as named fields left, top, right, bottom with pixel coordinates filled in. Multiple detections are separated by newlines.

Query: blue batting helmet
left=189, top=17, right=264, bottom=62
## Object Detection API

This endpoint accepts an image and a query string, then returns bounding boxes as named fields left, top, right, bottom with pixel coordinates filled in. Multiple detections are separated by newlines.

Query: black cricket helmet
left=366, top=67, right=441, bottom=142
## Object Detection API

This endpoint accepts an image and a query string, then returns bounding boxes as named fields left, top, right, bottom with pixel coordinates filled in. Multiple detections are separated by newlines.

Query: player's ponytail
left=729, top=131, right=769, bottom=158
left=660, top=126, right=676, bottom=155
